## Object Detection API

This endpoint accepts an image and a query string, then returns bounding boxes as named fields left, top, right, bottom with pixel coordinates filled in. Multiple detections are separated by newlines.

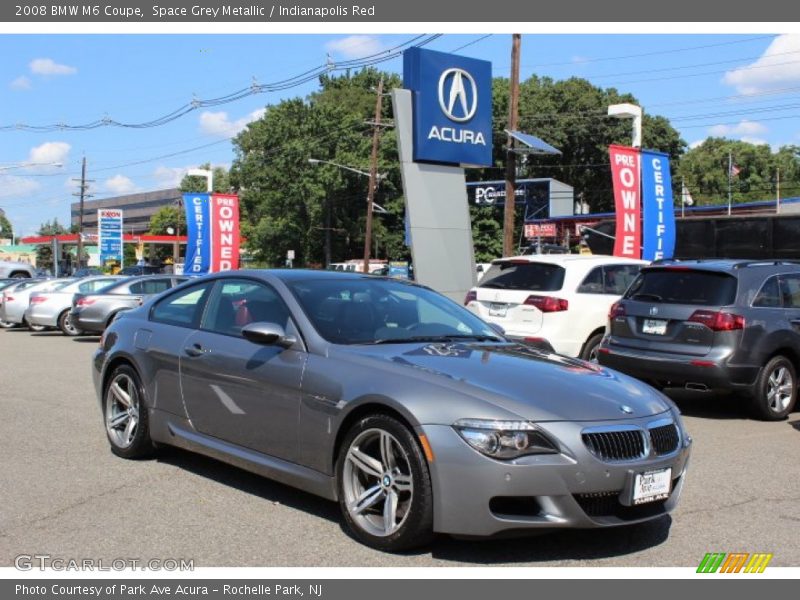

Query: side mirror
left=241, top=322, right=297, bottom=348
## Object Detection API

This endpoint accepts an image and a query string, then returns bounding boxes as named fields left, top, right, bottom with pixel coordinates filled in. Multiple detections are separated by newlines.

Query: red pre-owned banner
left=608, top=145, right=641, bottom=259
left=210, top=194, right=240, bottom=272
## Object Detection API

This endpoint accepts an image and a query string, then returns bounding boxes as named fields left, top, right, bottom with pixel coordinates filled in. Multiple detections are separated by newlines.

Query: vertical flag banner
left=641, top=149, right=676, bottom=261
left=608, top=145, right=641, bottom=259
left=183, top=193, right=240, bottom=275
left=98, top=209, right=123, bottom=265
left=184, top=193, right=211, bottom=275
left=210, top=194, right=240, bottom=272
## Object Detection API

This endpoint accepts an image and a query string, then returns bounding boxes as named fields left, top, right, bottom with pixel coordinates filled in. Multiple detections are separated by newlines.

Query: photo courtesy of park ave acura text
left=1, top=24, right=799, bottom=575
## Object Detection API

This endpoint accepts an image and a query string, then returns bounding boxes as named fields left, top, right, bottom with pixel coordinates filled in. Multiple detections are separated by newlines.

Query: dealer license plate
left=488, top=303, right=508, bottom=317
left=643, top=318, right=668, bottom=335
left=632, top=468, right=672, bottom=504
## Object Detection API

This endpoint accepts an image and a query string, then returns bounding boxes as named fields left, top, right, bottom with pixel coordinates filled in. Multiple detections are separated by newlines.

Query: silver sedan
left=0, top=278, right=73, bottom=331
left=93, top=270, right=691, bottom=552
left=25, top=275, right=123, bottom=335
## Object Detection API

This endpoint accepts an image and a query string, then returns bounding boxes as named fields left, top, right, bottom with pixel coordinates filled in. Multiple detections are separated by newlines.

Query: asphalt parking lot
left=1, top=327, right=799, bottom=568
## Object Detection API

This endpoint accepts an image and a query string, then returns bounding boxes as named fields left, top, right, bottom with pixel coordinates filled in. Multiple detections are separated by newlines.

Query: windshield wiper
left=631, top=293, right=663, bottom=302
left=367, top=334, right=503, bottom=345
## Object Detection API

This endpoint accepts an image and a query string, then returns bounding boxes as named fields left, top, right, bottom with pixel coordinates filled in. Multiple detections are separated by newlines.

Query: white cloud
left=708, top=119, right=768, bottom=138
left=198, top=108, right=265, bottom=138
left=153, top=166, right=185, bottom=189
left=104, top=175, right=137, bottom=195
left=571, top=56, right=590, bottom=65
left=325, top=35, right=385, bottom=59
left=29, top=58, right=77, bottom=76
left=10, top=76, right=31, bottom=90
left=688, top=139, right=706, bottom=150
left=723, top=34, right=800, bottom=94
left=27, top=141, right=71, bottom=166
left=0, top=175, right=41, bottom=199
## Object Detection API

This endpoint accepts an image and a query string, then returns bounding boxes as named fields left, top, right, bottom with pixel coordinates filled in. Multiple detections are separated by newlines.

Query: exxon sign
left=404, top=47, right=492, bottom=167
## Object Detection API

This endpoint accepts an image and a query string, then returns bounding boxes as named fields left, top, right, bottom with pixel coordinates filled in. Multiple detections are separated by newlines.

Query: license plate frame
left=488, top=303, right=508, bottom=317
left=632, top=467, right=672, bottom=505
left=642, top=318, right=668, bottom=335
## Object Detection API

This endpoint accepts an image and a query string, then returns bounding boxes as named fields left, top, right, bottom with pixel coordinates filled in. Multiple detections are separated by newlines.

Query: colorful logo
left=697, top=553, right=773, bottom=573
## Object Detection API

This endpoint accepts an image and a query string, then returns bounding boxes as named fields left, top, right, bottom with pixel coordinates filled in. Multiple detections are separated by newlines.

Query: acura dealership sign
left=403, top=47, right=492, bottom=166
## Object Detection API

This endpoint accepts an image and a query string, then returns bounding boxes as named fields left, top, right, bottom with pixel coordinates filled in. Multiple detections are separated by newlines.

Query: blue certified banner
left=183, top=193, right=211, bottom=275
left=641, top=149, right=676, bottom=261
left=97, top=209, right=123, bottom=263
left=403, top=47, right=492, bottom=167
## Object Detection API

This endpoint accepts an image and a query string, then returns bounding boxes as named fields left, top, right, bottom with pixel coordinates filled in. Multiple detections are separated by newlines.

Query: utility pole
left=363, top=76, right=384, bottom=276
left=727, top=151, right=733, bottom=217
left=503, top=34, right=521, bottom=257
left=776, top=167, right=781, bottom=214
left=72, top=156, right=93, bottom=272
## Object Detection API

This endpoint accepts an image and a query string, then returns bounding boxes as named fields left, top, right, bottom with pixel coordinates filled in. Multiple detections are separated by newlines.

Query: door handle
left=184, top=343, right=208, bottom=357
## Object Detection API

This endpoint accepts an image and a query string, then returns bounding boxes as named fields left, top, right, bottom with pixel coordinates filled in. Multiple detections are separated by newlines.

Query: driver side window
left=202, top=279, right=291, bottom=337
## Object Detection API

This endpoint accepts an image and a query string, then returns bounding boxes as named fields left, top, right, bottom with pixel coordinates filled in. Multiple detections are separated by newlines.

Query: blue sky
left=2, top=33, right=799, bottom=236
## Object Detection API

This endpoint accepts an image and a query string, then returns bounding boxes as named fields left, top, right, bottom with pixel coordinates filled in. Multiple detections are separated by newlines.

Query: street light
left=308, top=158, right=386, bottom=270
left=0, top=161, right=63, bottom=171
left=187, top=168, right=213, bottom=193
left=608, top=103, right=642, bottom=148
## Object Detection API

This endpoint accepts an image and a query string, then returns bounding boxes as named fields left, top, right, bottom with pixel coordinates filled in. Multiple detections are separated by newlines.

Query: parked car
left=599, top=259, right=800, bottom=420
left=71, top=267, right=104, bottom=278
left=465, top=255, right=647, bottom=359
left=0, top=278, right=73, bottom=331
left=71, top=275, right=188, bottom=334
left=119, top=264, right=164, bottom=276
left=94, top=269, right=691, bottom=551
left=0, top=260, right=35, bottom=279
left=25, top=275, right=123, bottom=336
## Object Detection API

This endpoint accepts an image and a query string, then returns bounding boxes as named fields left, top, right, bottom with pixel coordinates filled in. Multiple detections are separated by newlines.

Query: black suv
left=598, top=259, right=800, bottom=420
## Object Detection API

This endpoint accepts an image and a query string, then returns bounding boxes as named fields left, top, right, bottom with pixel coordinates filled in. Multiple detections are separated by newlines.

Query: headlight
left=452, top=419, right=559, bottom=459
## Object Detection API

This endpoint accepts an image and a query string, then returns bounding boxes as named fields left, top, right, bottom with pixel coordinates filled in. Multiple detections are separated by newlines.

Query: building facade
left=70, top=188, right=181, bottom=234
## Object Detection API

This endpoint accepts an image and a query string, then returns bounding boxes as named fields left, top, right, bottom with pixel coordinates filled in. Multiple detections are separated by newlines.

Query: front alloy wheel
left=103, top=365, right=154, bottom=458
left=752, top=355, right=797, bottom=420
left=337, top=415, right=433, bottom=551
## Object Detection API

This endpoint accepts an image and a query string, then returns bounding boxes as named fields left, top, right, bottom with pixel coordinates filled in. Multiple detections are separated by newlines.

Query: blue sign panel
left=403, top=47, right=492, bottom=167
left=641, top=150, right=676, bottom=261
left=98, top=209, right=123, bottom=264
left=183, top=193, right=211, bottom=275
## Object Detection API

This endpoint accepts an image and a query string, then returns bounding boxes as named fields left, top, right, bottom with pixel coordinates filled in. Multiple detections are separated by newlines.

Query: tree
left=35, top=218, right=67, bottom=272
left=147, top=205, right=187, bottom=263
left=0, top=213, right=12, bottom=242
left=677, top=139, right=800, bottom=207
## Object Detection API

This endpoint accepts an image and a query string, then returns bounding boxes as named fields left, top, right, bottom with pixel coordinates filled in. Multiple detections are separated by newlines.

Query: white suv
left=465, top=254, right=647, bottom=359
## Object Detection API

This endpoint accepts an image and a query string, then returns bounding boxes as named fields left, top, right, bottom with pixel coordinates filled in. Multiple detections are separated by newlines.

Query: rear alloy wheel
left=24, top=317, right=46, bottom=333
left=752, top=356, right=797, bottom=421
left=0, top=320, right=17, bottom=329
left=103, top=364, right=155, bottom=459
left=580, top=332, right=605, bottom=362
left=58, top=309, right=82, bottom=336
left=337, top=415, right=433, bottom=552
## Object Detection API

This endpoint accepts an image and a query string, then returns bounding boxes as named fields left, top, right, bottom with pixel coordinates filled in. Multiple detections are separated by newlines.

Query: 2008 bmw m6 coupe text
left=93, top=270, right=691, bottom=551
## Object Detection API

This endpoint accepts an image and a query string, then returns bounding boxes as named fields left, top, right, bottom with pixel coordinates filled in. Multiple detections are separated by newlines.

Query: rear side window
left=129, top=279, right=173, bottom=295
left=625, top=269, right=738, bottom=306
left=753, top=276, right=781, bottom=308
left=480, top=262, right=565, bottom=292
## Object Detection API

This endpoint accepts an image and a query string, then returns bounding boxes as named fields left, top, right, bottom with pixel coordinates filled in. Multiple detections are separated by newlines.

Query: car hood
left=340, top=342, right=670, bottom=422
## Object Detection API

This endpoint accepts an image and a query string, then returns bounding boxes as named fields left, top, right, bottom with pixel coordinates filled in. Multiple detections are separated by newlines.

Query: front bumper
left=420, top=418, right=690, bottom=537
left=597, top=341, right=760, bottom=390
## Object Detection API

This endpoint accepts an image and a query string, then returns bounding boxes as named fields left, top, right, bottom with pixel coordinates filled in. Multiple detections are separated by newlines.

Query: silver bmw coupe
left=93, top=270, right=691, bottom=551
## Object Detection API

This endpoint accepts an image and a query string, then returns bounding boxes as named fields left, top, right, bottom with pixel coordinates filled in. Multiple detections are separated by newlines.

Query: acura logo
left=649, top=306, right=659, bottom=316
left=438, top=68, right=478, bottom=122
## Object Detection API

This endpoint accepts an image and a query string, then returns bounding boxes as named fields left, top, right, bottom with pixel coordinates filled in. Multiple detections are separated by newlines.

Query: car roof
left=645, top=259, right=800, bottom=274
left=233, top=269, right=386, bottom=282
left=491, top=254, right=649, bottom=266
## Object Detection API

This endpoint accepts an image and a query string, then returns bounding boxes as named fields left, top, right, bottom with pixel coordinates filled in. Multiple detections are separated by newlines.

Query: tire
left=58, top=309, right=82, bottom=336
left=24, top=317, right=46, bottom=333
left=751, top=355, right=797, bottom=421
left=10, top=272, right=29, bottom=279
left=336, top=414, right=434, bottom=552
left=103, top=364, right=155, bottom=459
left=580, top=332, right=605, bottom=362
left=0, top=320, right=17, bottom=329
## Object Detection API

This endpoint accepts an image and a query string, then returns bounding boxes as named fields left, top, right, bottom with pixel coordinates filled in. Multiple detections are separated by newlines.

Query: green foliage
left=35, top=218, right=68, bottom=271
left=0, top=214, right=12, bottom=241
left=677, top=138, right=800, bottom=206
left=148, top=205, right=186, bottom=235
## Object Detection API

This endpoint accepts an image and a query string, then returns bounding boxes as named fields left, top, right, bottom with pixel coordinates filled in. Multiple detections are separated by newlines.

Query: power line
left=0, top=34, right=441, bottom=134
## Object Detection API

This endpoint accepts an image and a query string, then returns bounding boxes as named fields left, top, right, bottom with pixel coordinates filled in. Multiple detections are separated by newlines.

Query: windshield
left=286, top=277, right=503, bottom=345
left=625, top=269, right=738, bottom=306
left=480, top=261, right=566, bottom=291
